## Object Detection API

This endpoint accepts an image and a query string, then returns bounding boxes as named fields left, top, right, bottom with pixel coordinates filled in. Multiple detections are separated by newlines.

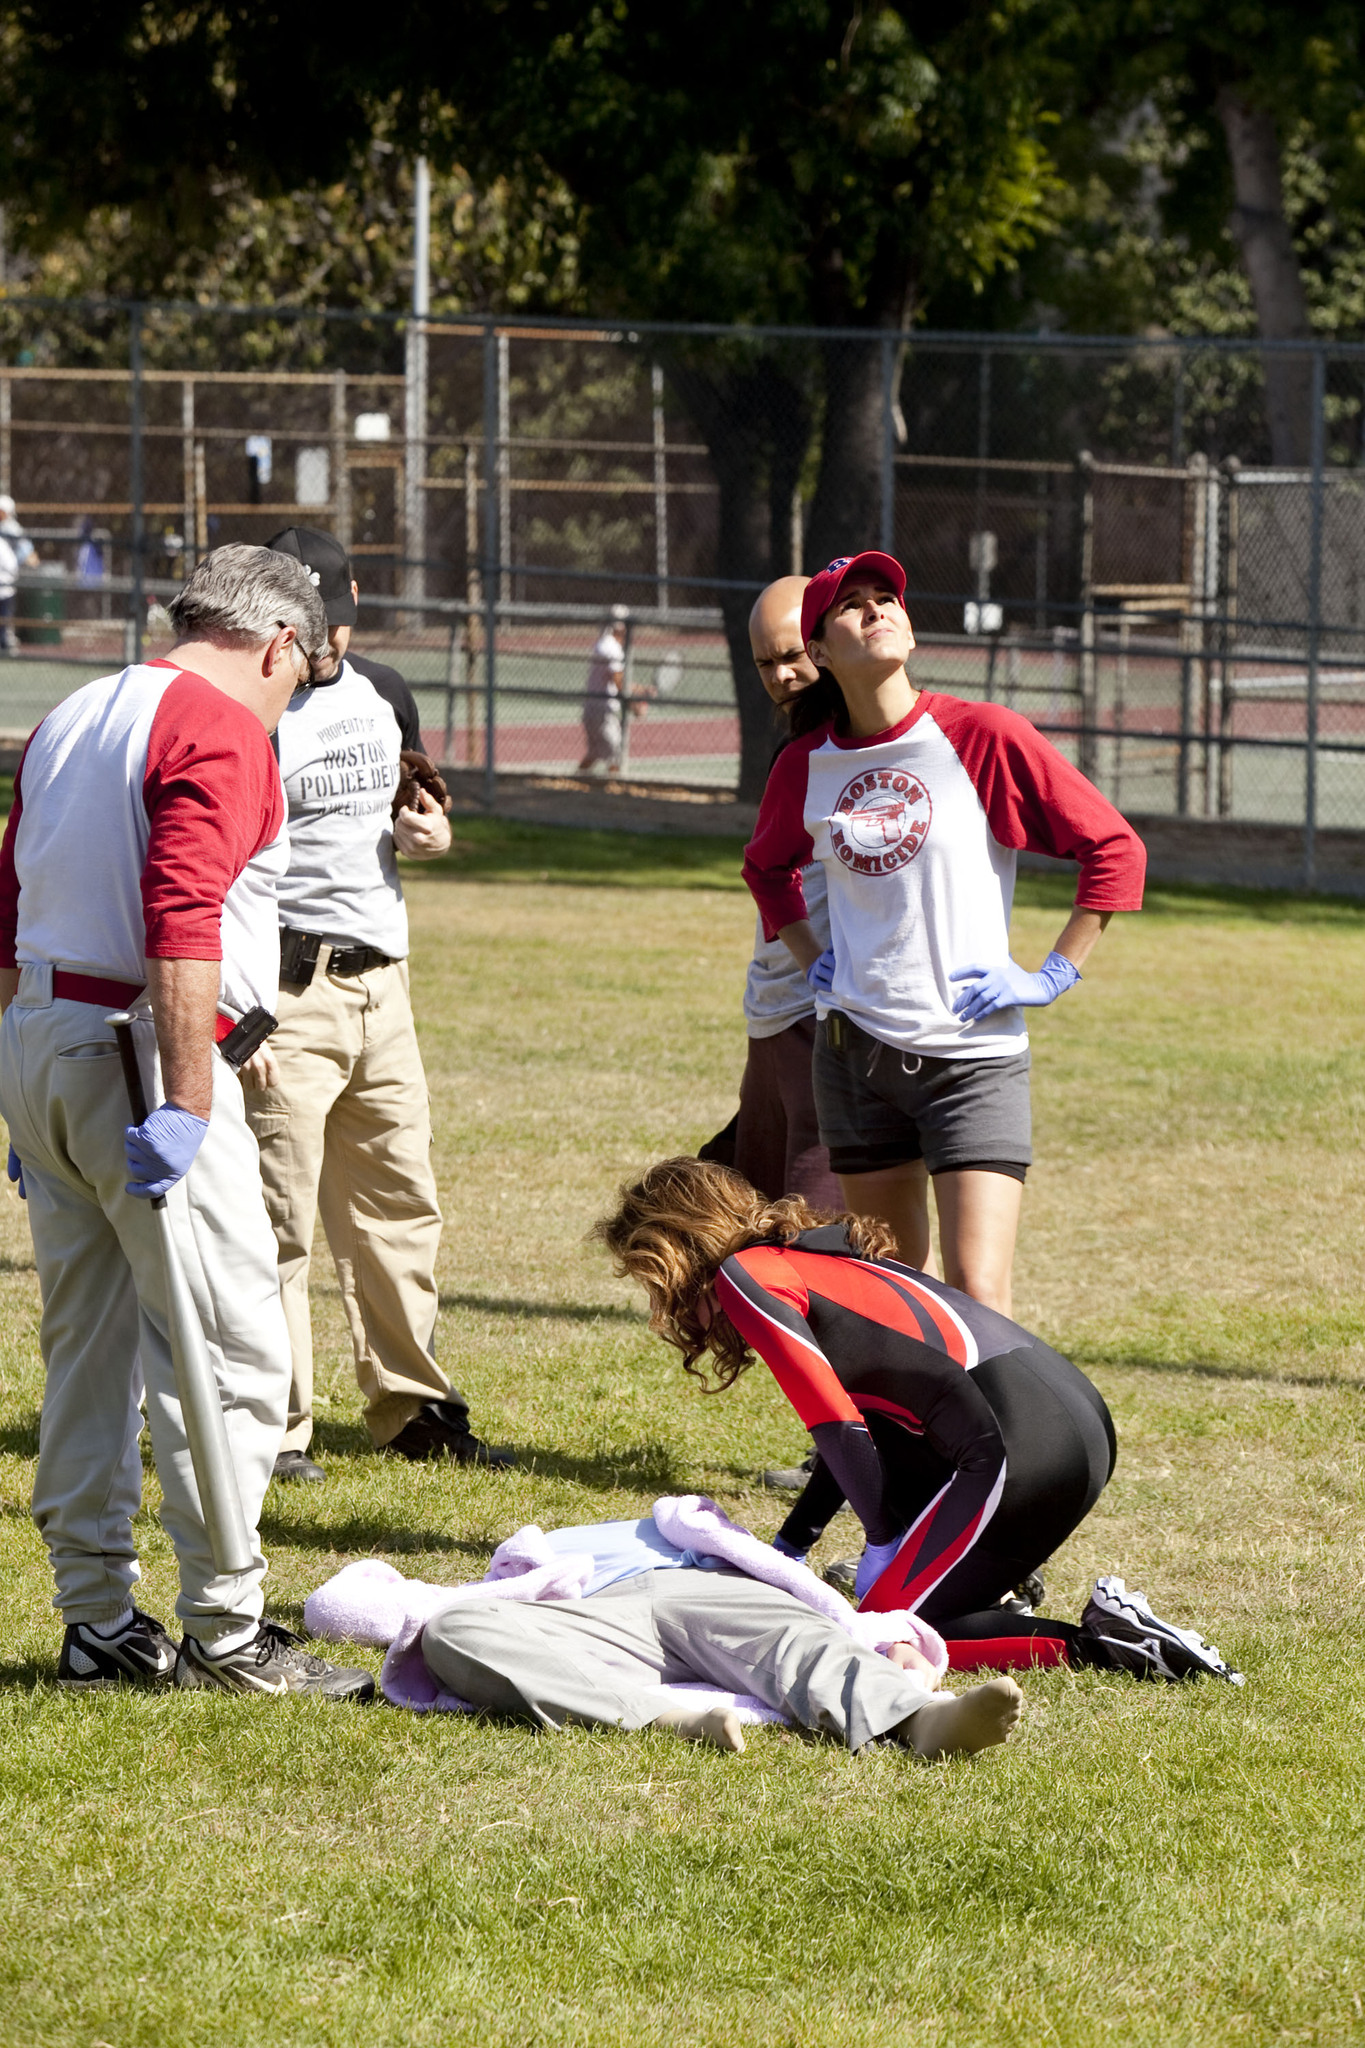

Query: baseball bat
left=107, top=1011, right=255, bottom=1578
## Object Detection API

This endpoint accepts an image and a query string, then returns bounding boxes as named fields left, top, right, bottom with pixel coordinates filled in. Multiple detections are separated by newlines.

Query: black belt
left=326, top=941, right=393, bottom=976
left=280, top=927, right=393, bottom=987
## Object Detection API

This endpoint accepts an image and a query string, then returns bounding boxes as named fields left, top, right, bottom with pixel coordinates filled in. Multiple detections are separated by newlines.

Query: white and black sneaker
left=58, top=1608, right=178, bottom=1690
left=175, top=1621, right=375, bottom=1700
left=1081, top=1576, right=1244, bottom=1685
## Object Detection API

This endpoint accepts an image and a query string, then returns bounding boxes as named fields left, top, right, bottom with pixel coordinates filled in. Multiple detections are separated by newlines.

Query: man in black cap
left=242, top=527, right=513, bottom=1482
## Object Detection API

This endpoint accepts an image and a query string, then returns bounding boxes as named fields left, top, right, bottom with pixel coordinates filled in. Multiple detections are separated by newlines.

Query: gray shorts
left=812, top=1011, right=1032, bottom=1179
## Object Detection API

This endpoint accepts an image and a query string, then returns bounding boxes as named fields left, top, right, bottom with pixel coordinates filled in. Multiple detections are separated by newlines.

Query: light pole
left=403, top=155, right=431, bottom=623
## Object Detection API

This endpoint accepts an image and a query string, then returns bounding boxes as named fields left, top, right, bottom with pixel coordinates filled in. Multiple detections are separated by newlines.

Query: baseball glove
left=392, top=749, right=453, bottom=817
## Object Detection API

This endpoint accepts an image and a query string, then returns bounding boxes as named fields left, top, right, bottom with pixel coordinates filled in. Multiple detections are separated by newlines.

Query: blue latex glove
left=854, top=1535, right=907, bottom=1604
left=770, top=1534, right=807, bottom=1564
left=125, top=1104, right=209, bottom=1200
left=950, top=949, right=1081, bottom=1025
left=6, top=1143, right=24, bottom=1200
left=805, top=947, right=836, bottom=996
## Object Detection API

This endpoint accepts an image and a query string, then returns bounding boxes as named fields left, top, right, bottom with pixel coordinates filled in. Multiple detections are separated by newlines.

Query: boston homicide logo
left=829, top=767, right=932, bottom=874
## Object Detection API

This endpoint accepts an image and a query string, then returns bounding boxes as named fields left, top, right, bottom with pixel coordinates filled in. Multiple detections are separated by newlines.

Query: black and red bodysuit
left=716, top=1223, right=1118, bottom=1671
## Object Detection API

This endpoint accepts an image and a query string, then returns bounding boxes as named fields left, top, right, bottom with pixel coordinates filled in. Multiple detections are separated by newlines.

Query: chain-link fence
left=3, top=301, right=1365, bottom=882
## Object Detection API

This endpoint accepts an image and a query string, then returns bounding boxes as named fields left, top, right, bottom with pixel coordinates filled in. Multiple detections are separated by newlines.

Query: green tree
left=403, top=1, right=1065, bottom=790
left=0, top=2, right=1066, bottom=792
left=1042, top=1, right=1365, bottom=463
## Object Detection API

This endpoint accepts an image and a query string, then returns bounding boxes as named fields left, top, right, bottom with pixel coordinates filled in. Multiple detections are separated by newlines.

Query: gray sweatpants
left=0, top=982, right=291, bottom=1641
left=421, top=1569, right=935, bottom=1751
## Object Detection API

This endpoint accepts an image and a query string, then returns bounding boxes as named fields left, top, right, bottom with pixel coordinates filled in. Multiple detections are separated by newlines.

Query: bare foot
left=897, top=1676, right=1023, bottom=1760
left=649, top=1700, right=747, bottom=1753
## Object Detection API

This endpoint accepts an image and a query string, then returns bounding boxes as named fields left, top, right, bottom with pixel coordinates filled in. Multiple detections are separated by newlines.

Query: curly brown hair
left=590, top=1155, right=896, bottom=1389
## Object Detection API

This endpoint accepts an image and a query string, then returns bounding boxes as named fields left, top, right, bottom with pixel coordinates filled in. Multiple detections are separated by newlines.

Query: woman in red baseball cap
left=742, top=551, right=1145, bottom=1315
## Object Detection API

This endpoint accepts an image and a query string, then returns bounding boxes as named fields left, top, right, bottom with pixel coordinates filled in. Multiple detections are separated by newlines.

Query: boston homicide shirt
left=274, top=658, right=409, bottom=959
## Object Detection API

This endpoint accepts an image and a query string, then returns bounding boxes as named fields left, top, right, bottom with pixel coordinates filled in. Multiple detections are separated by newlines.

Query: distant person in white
left=579, top=603, right=629, bottom=774
left=242, top=527, right=513, bottom=1484
left=0, top=530, right=17, bottom=653
left=0, top=495, right=28, bottom=654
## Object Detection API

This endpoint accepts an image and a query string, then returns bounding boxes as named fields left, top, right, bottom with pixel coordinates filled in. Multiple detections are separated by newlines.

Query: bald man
left=728, top=578, right=842, bottom=1210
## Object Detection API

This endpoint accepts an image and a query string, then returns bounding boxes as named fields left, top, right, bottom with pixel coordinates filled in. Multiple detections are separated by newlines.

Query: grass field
left=1, top=822, right=1364, bottom=2048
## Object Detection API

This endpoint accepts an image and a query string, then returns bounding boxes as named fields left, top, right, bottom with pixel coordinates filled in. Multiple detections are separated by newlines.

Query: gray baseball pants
left=0, top=976, right=290, bottom=1641
left=421, top=1568, right=935, bottom=1750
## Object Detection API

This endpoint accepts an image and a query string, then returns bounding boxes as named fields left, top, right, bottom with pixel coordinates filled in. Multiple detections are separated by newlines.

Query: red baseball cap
left=801, top=550, right=907, bottom=648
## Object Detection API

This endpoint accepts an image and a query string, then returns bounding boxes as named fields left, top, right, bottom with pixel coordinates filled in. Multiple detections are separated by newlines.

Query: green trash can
left=17, top=566, right=65, bottom=646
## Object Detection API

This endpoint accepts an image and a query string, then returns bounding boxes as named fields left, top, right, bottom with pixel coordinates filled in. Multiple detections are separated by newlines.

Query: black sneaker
left=1080, top=1576, right=1244, bottom=1685
left=999, top=1571, right=1046, bottom=1617
left=175, top=1622, right=376, bottom=1700
left=385, top=1401, right=516, bottom=1468
left=823, top=1557, right=859, bottom=1596
left=58, top=1608, right=178, bottom=1690
left=273, top=1449, right=326, bottom=1484
left=760, top=1451, right=816, bottom=1493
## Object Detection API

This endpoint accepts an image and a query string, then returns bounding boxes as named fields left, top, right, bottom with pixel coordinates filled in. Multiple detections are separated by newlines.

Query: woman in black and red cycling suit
left=594, top=1157, right=1240, bottom=1684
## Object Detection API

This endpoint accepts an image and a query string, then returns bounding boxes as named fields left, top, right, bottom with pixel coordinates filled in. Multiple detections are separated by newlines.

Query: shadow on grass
left=0, top=1658, right=52, bottom=1688
left=309, top=1419, right=380, bottom=1459
left=0, top=1411, right=39, bottom=1457
left=259, top=1508, right=493, bottom=1558
left=0, top=1251, right=35, bottom=1274
left=1082, top=1350, right=1365, bottom=1392
left=515, top=1440, right=687, bottom=1493
left=440, top=1291, right=645, bottom=1326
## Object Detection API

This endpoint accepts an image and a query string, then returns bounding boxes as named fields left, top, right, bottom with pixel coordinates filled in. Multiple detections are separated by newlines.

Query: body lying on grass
left=305, top=1498, right=1023, bottom=1760
left=592, top=1159, right=1243, bottom=1688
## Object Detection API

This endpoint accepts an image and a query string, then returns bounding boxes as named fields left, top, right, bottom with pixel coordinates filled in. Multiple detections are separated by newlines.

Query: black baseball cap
left=266, top=526, right=357, bottom=626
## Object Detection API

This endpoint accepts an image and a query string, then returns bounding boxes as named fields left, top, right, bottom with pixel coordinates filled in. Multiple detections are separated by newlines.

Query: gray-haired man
left=0, top=546, right=373, bottom=1699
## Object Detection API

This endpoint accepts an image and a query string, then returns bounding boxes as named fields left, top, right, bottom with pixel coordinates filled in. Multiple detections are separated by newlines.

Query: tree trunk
left=803, top=332, right=892, bottom=572
left=663, top=348, right=814, bottom=802
left=1215, top=89, right=1315, bottom=468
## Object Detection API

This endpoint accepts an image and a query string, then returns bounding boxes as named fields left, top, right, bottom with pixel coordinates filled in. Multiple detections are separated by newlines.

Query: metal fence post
left=404, top=156, right=430, bottom=622
left=1187, top=452, right=1212, bottom=816
left=180, top=378, right=195, bottom=571
left=331, top=370, right=351, bottom=552
left=442, top=618, right=459, bottom=763
left=1176, top=453, right=1197, bottom=816
left=1218, top=456, right=1240, bottom=817
left=464, top=439, right=481, bottom=772
left=482, top=323, right=500, bottom=808
left=1304, top=346, right=1326, bottom=890
left=129, top=304, right=145, bottom=665
left=652, top=362, right=669, bottom=616
left=1075, top=449, right=1096, bottom=777
left=497, top=332, right=511, bottom=605
left=880, top=334, right=896, bottom=551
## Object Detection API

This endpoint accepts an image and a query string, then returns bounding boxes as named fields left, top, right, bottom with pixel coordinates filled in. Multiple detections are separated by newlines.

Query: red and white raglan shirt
left=743, top=694, right=1146, bottom=1058
left=0, top=662, right=287, bottom=1019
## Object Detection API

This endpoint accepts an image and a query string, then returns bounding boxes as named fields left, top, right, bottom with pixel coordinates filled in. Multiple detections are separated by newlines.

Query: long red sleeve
left=928, top=695, right=1145, bottom=911
left=140, top=672, right=284, bottom=960
left=742, top=730, right=822, bottom=941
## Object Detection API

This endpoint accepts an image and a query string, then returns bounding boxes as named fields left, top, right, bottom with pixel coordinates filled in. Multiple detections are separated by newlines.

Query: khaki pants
left=244, top=953, right=461, bottom=1450
left=0, top=978, right=289, bottom=1640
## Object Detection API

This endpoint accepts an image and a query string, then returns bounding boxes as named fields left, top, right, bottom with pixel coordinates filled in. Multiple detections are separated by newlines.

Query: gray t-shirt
left=274, top=660, right=408, bottom=958
left=742, top=857, right=831, bottom=1039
